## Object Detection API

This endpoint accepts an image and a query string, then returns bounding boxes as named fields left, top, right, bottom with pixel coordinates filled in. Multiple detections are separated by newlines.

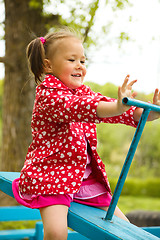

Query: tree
left=0, top=0, right=132, bottom=171
left=0, top=0, right=100, bottom=171
left=0, top=0, right=60, bottom=171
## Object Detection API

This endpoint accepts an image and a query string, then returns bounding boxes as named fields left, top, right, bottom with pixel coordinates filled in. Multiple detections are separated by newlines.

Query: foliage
left=86, top=81, right=160, bottom=179
left=0, top=220, right=38, bottom=231
left=134, top=122, right=160, bottom=175
left=29, top=0, right=43, bottom=9
left=118, top=32, right=131, bottom=47
left=111, top=0, right=132, bottom=11
left=109, top=178, right=160, bottom=198
left=41, top=0, right=133, bottom=48
left=118, top=196, right=160, bottom=214
left=97, top=124, right=135, bottom=176
left=42, top=0, right=101, bottom=47
left=85, top=81, right=119, bottom=99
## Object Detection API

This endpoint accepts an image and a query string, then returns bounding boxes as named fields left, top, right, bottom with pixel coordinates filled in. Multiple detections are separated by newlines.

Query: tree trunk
left=1, top=0, right=94, bottom=172
left=1, top=0, right=49, bottom=171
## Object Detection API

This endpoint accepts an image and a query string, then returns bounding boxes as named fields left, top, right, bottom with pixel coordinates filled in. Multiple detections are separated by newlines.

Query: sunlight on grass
left=118, top=196, right=160, bottom=214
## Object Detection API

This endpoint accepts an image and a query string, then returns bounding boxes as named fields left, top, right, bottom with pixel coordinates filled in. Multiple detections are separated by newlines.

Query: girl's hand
left=133, top=88, right=160, bottom=122
left=96, top=74, right=137, bottom=118
left=117, top=75, right=137, bottom=113
left=148, top=88, right=160, bottom=121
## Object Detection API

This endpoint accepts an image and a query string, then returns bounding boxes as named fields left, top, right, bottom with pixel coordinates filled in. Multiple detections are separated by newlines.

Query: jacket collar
left=40, top=74, right=90, bottom=95
left=41, top=74, right=68, bottom=90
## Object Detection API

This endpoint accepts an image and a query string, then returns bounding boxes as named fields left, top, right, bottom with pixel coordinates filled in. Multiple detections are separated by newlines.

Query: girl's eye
left=68, top=59, right=75, bottom=62
left=81, top=60, right=85, bottom=64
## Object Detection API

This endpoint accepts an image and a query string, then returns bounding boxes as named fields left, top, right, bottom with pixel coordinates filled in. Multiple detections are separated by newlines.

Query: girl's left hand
left=133, top=88, right=160, bottom=122
left=148, top=88, right=160, bottom=121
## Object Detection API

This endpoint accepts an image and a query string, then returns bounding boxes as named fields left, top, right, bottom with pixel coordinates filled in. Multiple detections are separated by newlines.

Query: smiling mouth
left=71, top=74, right=82, bottom=77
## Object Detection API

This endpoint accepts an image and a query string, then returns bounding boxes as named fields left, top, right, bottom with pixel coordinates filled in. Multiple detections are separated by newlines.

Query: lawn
left=118, top=196, right=160, bottom=214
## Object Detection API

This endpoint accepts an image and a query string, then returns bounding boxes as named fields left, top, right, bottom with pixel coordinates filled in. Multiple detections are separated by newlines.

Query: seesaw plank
left=0, top=172, right=20, bottom=198
left=68, top=202, right=160, bottom=240
left=0, top=172, right=159, bottom=240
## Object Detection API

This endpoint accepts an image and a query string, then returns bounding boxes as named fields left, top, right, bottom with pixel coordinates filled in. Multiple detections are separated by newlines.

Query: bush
left=109, top=178, right=160, bottom=198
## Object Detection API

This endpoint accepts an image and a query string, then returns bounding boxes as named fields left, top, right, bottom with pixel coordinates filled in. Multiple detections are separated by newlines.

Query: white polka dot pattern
left=19, top=75, right=138, bottom=196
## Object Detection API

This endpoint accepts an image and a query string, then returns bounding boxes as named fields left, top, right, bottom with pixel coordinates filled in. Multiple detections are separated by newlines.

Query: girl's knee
left=40, top=205, right=69, bottom=240
left=44, top=226, right=68, bottom=240
left=114, top=207, right=130, bottom=222
left=98, top=206, right=129, bottom=222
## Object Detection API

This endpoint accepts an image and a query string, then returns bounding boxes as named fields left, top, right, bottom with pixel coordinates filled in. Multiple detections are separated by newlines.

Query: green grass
left=0, top=220, right=38, bottom=230
left=118, top=196, right=160, bottom=214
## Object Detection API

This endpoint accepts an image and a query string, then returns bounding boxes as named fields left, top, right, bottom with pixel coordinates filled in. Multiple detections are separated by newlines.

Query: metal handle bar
left=105, top=97, right=160, bottom=221
left=123, top=97, right=160, bottom=112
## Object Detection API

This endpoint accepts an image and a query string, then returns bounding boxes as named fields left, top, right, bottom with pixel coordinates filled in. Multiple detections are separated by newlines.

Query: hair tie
left=39, top=37, right=46, bottom=44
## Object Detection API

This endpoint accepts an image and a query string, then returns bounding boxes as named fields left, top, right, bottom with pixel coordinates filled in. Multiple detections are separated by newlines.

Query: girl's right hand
left=117, top=75, right=137, bottom=113
left=96, top=75, right=137, bottom=118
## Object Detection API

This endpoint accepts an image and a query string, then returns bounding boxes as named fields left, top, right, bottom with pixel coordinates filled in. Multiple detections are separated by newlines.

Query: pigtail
left=26, top=38, right=45, bottom=84
left=26, top=28, right=82, bottom=84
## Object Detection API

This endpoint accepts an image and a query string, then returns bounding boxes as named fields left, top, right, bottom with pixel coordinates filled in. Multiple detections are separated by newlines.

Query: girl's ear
left=43, top=59, right=53, bottom=73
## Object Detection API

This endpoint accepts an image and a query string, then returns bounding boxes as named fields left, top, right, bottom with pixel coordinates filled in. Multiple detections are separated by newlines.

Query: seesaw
left=0, top=97, right=160, bottom=240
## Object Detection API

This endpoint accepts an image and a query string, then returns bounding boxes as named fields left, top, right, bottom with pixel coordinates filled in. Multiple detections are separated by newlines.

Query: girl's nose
left=76, top=61, right=83, bottom=69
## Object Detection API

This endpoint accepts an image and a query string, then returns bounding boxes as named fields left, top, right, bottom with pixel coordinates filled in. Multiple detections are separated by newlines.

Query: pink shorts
left=12, top=176, right=112, bottom=209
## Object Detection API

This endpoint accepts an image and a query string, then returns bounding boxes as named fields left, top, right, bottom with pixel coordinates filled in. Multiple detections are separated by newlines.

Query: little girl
left=13, top=29, right=160, bottom=240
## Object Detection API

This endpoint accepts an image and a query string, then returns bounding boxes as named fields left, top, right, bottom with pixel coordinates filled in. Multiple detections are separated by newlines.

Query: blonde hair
left=26, top=28, right=81, bottom=84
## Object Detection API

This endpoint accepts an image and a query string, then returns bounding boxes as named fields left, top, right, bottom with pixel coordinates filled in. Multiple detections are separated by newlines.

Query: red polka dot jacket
left=19, top=74, right=138, bottom=196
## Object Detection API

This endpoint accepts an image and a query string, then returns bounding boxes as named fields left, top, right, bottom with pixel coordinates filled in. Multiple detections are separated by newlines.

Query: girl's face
left=45, top=37, right=86, bottom=89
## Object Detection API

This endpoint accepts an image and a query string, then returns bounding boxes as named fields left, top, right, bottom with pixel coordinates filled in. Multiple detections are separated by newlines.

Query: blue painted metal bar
left=105, top=97, right=160, bottom=221
left=123, top=97, right=160, bottom=112
left=1, top=172, right=160, bottom=238
left=142, top=227, right=160, bottom=238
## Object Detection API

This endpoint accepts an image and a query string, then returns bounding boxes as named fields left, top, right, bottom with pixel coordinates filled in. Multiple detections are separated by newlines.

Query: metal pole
left=105, top=108, right=150, bottom=220
left=123, top=97, right=160, bottom=113
left=105, top=97, right=160, bottom=221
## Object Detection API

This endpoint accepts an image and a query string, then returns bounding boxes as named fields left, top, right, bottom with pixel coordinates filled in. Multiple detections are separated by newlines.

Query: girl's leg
left=99, top=206, right=129, bottom=222
left=40, top=205, right=69, bottom=240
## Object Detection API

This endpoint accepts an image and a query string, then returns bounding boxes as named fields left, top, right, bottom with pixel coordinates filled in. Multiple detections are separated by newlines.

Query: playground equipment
left=0, top=97, right=160, bottom=239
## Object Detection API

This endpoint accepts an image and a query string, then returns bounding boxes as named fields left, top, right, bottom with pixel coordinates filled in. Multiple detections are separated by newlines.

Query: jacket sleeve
left=93, top=92, right=138, bottom=128
left=35, top=87, right=138, bottom=127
